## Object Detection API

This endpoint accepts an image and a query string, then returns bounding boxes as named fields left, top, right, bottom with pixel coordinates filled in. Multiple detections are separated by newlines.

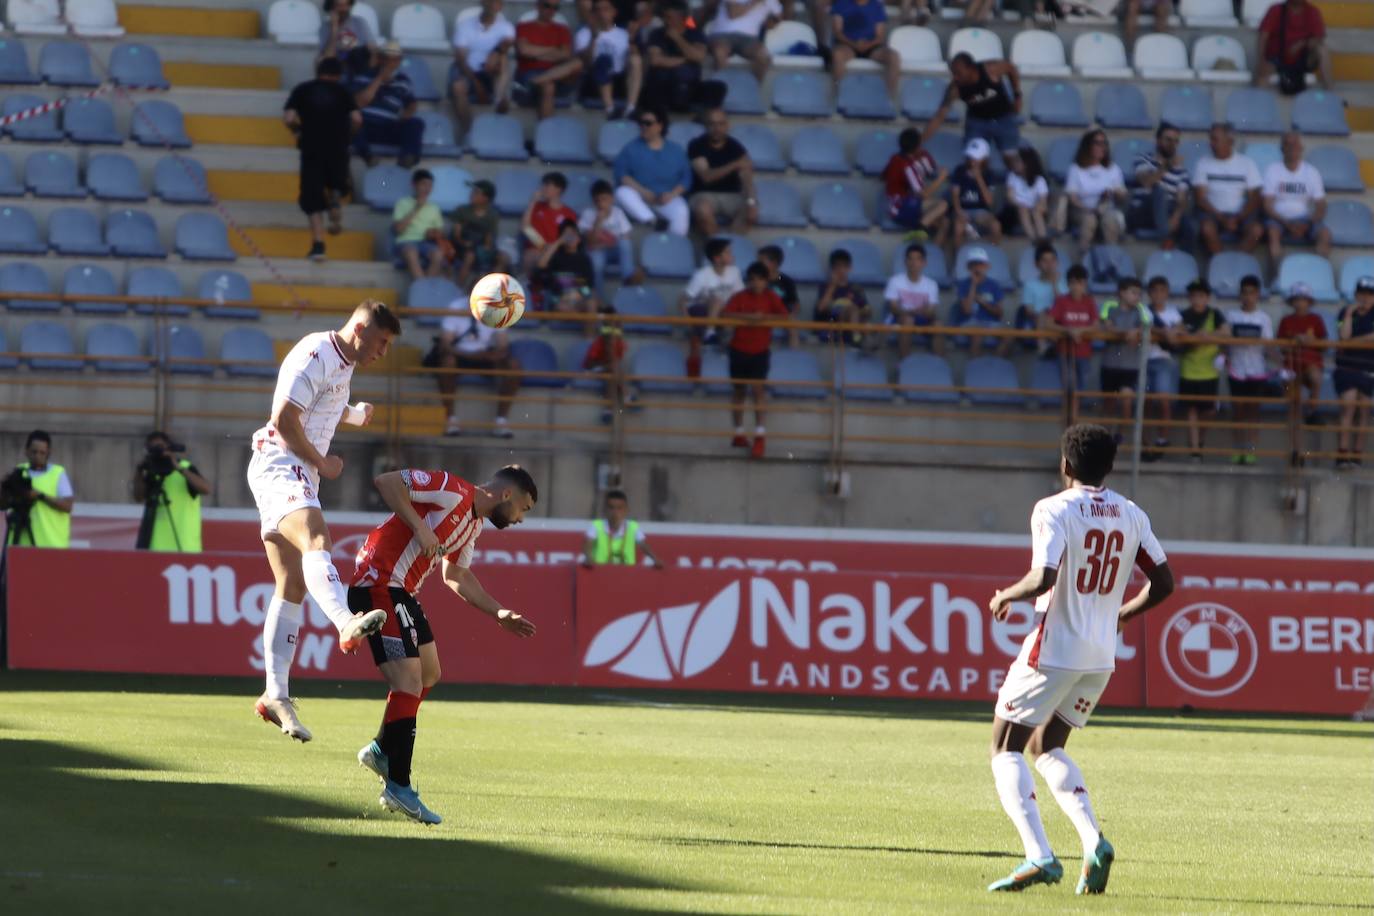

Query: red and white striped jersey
left=1016, top=485, right=1167, bottom=673
left=253, top=331, right=354, bottom=460
left=350, top=470, right=484, bottom=593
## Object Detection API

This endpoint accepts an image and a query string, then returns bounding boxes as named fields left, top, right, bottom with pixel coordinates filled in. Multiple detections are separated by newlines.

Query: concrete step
left=231, top=226, right=375, bottom=261
left=184, top=114, right=295, bottom=147
left=119, top=4, right=261, bottom=39
left=1317, top=1, right=1374, bottom=29
left=163, top=61, right=282, bottom=91
left=206, top=169, right=300, bottom=203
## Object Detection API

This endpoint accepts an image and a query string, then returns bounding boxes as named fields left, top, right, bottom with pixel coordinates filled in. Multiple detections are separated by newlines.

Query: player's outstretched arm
left=271, top=401, right=342, bottom=479
left=1117, top=562, right=1175, bottom=631
left=442, top=558, right=536, bottom=637
left=373, top=472, right=441, bottom=557
left=988, top=567, right=1058, bottom=621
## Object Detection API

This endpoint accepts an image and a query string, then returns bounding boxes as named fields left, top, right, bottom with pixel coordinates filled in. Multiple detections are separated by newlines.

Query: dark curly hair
left=1061, top=424, right=1116, bottom=486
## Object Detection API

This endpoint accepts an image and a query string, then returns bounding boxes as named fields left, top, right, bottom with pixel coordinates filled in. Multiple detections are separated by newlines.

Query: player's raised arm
left=372, top=471, right=441, bottom=557
left=441, top=556, right=536, bottom=637
left=270, top=400, right=343, bottom=480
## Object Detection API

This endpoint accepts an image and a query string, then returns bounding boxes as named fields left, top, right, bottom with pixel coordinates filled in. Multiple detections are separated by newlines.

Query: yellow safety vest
left=14, top=462, right=70, bottom=548
left=148, top=460, right=203, bottom=553
left=592, top=519, right=638, bottom=565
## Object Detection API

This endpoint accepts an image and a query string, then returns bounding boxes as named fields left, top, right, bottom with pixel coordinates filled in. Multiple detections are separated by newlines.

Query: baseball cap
left=964, top=138, right=991, bottom=162
left=469, top=178, right=496, bottom=200
left=1356, top=276, right=1374, bottom=295
left=1286, top=281, right=1314, bottom=303
left=966, top=247, right=990, bottom=265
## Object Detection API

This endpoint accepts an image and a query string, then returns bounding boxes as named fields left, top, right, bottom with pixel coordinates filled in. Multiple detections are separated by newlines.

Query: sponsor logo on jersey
left=1159, top=602, right=1259, bottom=697
left=412, top=470, right=432, bottom=486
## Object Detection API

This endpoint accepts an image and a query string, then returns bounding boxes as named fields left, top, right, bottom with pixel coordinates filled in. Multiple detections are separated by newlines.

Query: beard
left=488, top=502, right=516, bottom=529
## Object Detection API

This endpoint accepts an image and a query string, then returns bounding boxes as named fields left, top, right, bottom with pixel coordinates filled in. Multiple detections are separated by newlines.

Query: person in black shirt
left=924, top=52, right=1023, bottom=167
left=758, top=244, right=800, bottom=348
left=687, top=109, right=756, bottom=237
left=536, top=220, right=601, bottom=328
left=283, top=57, right=361, bottom=262
left=644, top=0, right=711, bottom=112
left=1335, top=277, right=1374, bottom=469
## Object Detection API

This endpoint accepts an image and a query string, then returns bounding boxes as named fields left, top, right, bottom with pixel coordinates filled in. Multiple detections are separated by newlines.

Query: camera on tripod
left=1, top=465, right=34, bottom=545
left=139, top=440, right=185, bottom=494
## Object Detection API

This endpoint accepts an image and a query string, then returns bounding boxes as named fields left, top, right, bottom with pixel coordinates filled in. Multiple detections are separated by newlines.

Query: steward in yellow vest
left=582, top=490, right=664, bottom=568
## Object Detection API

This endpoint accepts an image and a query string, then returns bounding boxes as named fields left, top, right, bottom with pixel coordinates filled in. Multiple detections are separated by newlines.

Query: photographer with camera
left=133, top=431, right=212, bottom=553
left=3, top=430, right=74, bottom=548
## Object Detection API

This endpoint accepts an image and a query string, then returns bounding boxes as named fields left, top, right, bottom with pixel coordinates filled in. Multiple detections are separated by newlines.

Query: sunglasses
left=638, top=118, right=657, bottom=127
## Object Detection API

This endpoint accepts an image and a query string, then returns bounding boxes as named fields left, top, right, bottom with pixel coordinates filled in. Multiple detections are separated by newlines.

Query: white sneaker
left=255, top=693, right=313, bottom=742
left=339, top=608, right=387, bottom=654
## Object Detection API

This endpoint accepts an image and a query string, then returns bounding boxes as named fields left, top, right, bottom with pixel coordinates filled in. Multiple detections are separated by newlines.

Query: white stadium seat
left=391, top=3, right=448, bottom=52
left=1073, top=31, right=1132, bottom=80
left=66, top=0, right=125, bottom=37
left=1010, top=30, right=1071, bottom=78
left=268, top=0, right=323, bottom=47
left=1180, top=0, right=1239, bottom=27
left=1193, top=34, right=1252, bottom=83
left=354, top=1, right=385, bottom=40
left=765, top=21, right=825, bottom=71
left=947, top=28, right=1003, bottom=63
left=7, top=0, right=66, bottom=35
left=1242, top=0, right=1282, bottom=27
left=888, top=26, right=946, bottom=74
left=1134, top=34, right=1193, bottom=81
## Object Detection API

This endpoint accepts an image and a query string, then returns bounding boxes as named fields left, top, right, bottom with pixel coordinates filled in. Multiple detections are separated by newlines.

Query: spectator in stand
left=885, top=243, right=943, bottom=357
left=830, top=0, right=900, bottom=102
left=1141, top=275, right=1183, bottom=460
left=613, top=106, right=693, bottom=236
left=1276, top=282, right=1327, bottom=426
left=816, top=249, right=872, bottom=345
left=1255, top=0, right=1331, bottom=92
left=707, top=0, right=779, bottom=82
left=283, top=57, right=361, bottom=263
left=1225, top=275, right=1275, bottom=464
left=318, top=0, right=375, bottom=67
left=583, top=303, right=633, bottom=422
left=449, top=0, right=516, bottom=133
left=682, top=237, right=744, bottom=372
left=534, top=220, right=601, bottom=324
left=521, top=171, right=578, bottom=276
left=514, top=0, right=584, bottom=119
left=1130, top=122, right=1193, bottom=251
left=1123, top=0, right=1174, bottom=50
left=925, top=53, right=1023, bottom=168
left=688, top=109, right=757, bottom=237
left=1017, top=242, right=1065, bottom=347
left=1057, top=129, right=1127, bottom=256
left=1049, top=264, right=1098, bottom=392
left=392, top=169, right=445, bottom=280
left=579, top=180, right=637, bottom=297
left=881, top=128, right=949, bottom=243
left=950, top=247, right=1009, bottom=356
left=759, top=245, right=801, bottom=348
left=952, top=138, right=1001, bottom=248
left=1194, top=122, right=1264, bottom=257
left=1177, top=279, right=1229, bottom=462
left=576, top=0, right=644, bottom=120
left=1335, top=277, right=1374, bottom=469
left=724, top=262, right=791, bottom=459
left=1099, top=277, right=1150, bottom=430
left=450, top=179, right=506, bottom=287
left=1263, top=131, right=1332, bottom=270
left=645, top=1, right=713, bottom=114
left=1005, top=144, right=1050, bottom=243
left=583, top=489, right=664, bottom=566
left=348, top=43, right=423, bottom=167
left=429, top=297, right=521, bottom=438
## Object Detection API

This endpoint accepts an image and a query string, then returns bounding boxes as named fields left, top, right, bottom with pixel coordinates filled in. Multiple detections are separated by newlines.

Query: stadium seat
left=597, top=119, right=637, bottom=163
left=1225, top=88, right=1283, bottom=134
left=1029, top=358, right=1063, bottom=408
left=809, top=183, right=869, bottom=231
left=920, top=131, right=965, bottom=174
left=1277, top=253, right=1339, bottom=303
left=87, top=153, right=146, bottom=202
left=631, top=343, right=691, bottom=394
left=1072, top=32, right=1132, bottom=79
left=1086, top=245, right=1137, bottom=295
left=1328, top=201, right=1374, bottom=247
left=834, top=238, right=885, bottom=287
left=948, top=27, right=1002, bottom=62
left=0, top=261, right=54, bottom=310
left=755, top=179, right=808, bottom=228
left=469, top=113, right=526, bottom=160
left=1113, top=138, right=1153, bottom=185
left=561, top=170, right=597, bottom=214
left=853, top=129, right=897, bottom=178
left=1159, top=85, right=1214, bottom=132
left=0, top=153, right=22, bottom=196
left=67, top=0, right=125, bottom=36
left=509, top=339, right=563, bottom=389
left=199, top=269, right=256, bottom=319
left=557, top=339, right=602, bottom=392
left=88, top=322, right=149, bottom=372
left=717, top=69, right=765, bottom=116
left=1143, top=249, right=1199, bottom=295
left=734, top=123, right=784, bottom=173
left=0, top=206, right=45, bottom=254
left=1029, top=81, right=1089, bottom=128
left=1017, top=242, right=1072, bottom=286
left=129, top=101, right=190, bottom=149
left=221, top=327, right=277, bottom=377
left=900, top=76, right=957, bottom=121
left=772, top=71, right=832, bottom=118
left=1208, top=251, right=1265, bottom=298
left=268, top=0, right=323, bottom=46
left=0, top=38, right=39, bottom=83
left=1180, top=0, right=1238, bottom=25
left=1045, top=135, right=1077, bottom=185
left=64, top=97, right=122, bottom=145
left=1133, top=34, right=1192, bottom=81
left=153, top=155, right=212, bottom=204
left=0, top=329, right=16, bottom=370
left=964, top=356, right=1022, bottom=405
left=764, top=21, right=824, bottom=70
left=25, top=151, right=82, bottom=198
left=1339, top=257, right=1374, bottom=302
left=534, top=115, right=594, bottom=164
left=837, top=74, right=896, bottom=120
left=612, top=285, right=670, bottom=335
left=1193, top=35, right=1251, bottom=83
left=897, top=353, right=958, bottom=403
left=107, top=209, right=166, bottom=258
left=175, top=213, right=236, bottom=262
left=769, top=235, right=824, bottom=284
left=838, top=351, right=891, bottom=401
left=395, top=56, right=439, bottom=102
left=1243, top=141, right=1281, bottom=176
left=1178, top=137, right=1210, bottom=175
left=1308, top=146, right=1363, bottom=193
left=354, top=0, right=385, bottom=38
left=1291, top=90, right=1350, bottom=137
left=405, top=276, right=459, bottom=327
left=109, top=43, right=169, bottom=89
left=158, top=325, right=214, bottom=375
left=790, top=125, right=848, bottom=175
left=1011, top=30, right=1071, bottom=78
left=709, top=234, right=756, bottom=271
left=50, top=207, right=109, bottom=256
left=4, top=93, right=61, bottom=141
left=65, top=263, right=122, bottom=314
left=391, top=3, right=447, bottom=51
left=954, top=244, right=1015, bottom=289
left=21, top=320, right=81, bottom=371
left=889, top=26, right=946, bottom=74
left=38, top=40, right=98, bottom=86
left=1241, top=0, right=1280, bottom=27
left=696, top=349, right=731, bottom=396
left=1095, top=84, right=1153, bottom=130
left=491, top=168, right=540, bottom=217
left=7, top=1, right=65, bottom=35
left=891, top=242, right=951, bottom=289
left=362, top=164, right=411, bottom=212
left=640, top=233, right=695, bottom=279
left=130, top=266, right=185, bottom=315
left=428, top=164, right=473, bottom=211
left=416, top=110, right=462, bottom=158
left=769, top=349, right=826, bottom=399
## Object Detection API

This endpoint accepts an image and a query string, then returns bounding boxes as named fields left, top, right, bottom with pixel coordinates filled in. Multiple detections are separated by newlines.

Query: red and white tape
left=0, top=83, right=113, bottom=128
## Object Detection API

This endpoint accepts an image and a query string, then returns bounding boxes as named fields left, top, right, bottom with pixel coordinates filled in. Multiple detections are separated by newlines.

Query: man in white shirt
left=681, top=236, right=744, bottom=345
left=884, top=242, right=943, bottom=357
left=1263, top=130, right=1332, bottom=265
left=707, top=0, right=779, bottom=80
left=1193, top=122, right=1264, bottom=256
left=429, top=298, right=522, bottom=438
left=449, top=0, right=516, bottom=131
left=576, top=0, right=644, bottom=119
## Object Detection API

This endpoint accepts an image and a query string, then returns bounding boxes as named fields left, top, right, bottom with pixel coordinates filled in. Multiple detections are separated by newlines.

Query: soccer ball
left=469, top=273, right=526, bottom=329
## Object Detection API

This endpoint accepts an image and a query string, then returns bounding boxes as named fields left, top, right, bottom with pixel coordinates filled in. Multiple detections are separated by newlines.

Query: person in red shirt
left=1276, top=282, right=1328, bottom=425
left=520, top=171, right=577, bottom=275
left=515, top=0, right=584, bottom=118
left=1255, top=0, right=1330, bottom=91
left=882, top=127, right=948, bottom=243
left=723, top=262, right=790, bottom=459
left=1049, top=264, right=1097, bottom=393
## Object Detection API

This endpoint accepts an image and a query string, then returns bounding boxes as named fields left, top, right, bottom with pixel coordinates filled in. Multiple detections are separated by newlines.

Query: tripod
left=136, top=472, right=183, bottom=552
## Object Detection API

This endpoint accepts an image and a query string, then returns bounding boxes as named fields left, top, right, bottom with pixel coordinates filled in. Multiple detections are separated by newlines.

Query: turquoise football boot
left=1077, top=835, right=1116, bottom=895
left=987, top=856, right=1064, bottom=892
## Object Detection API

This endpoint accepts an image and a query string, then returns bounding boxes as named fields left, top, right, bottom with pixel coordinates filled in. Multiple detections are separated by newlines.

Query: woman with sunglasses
left=611, top=105, right=693, bottom=236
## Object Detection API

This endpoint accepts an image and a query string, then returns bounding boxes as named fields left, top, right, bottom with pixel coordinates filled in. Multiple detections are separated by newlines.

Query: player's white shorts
left=247, top=442, right=321, bottom=538
left=995, top=662, right=1112, bottom=729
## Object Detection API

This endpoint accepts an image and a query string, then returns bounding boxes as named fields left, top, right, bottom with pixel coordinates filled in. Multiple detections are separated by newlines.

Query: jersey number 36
left=1077, top=528, right=1124, bottom=595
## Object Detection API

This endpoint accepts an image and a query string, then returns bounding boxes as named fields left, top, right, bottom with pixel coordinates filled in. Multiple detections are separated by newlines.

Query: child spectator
left=534, top=219, right=599, bottom=327
left=392, top=168, right=445, bottom=279
left=1177, top=279, right=1230, bottom=462
left=681, top=237, right=743, bottom=374
left=815, top=249, right=872, bottom=346
left=884, top=243, right=943, bottom=357
left=1016, top=242, right=1066, bottom=350
left=1276, top=282, right=1327, bottom=427
left=579, top=179, right=637, bottom=298
left=583, top=303, right=632, bottom=423
left=950, top=247, right=1007, bottom=355
left=759, top=244, right=801, bottom=348
left=952, top=138, right=1001, bottom=247
left=882, top=127, right=948, bottom=243
left=723, top=261, right=790, bottom=459
left=1335, top=277, right=1374, bottom=469
left=1142, top=275, right=1183, bottom=460
left=1005, top=144, right=1050, bottom=242
left=450, top=179, right=505, bottom=286
left=1226, top=275, right=1275, bottom=465
left=521, top=171, right=578, bottom=276
left=1049, top=264, right=1098, bottom=392
left=1099, top=278, right=1149, bottom=430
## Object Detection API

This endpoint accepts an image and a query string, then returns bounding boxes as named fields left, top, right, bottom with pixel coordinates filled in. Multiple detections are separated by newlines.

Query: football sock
left=263, top=597, right=303, bottom=700
left=301, top=550, right=357, bottom=632
left=991, top=751, right=1053, bottom=861
left=1036, top=748, right=1101, bottom=858
left=381, top=691, right=421, bottom=787
left=378, top=688, right=431, bottom=746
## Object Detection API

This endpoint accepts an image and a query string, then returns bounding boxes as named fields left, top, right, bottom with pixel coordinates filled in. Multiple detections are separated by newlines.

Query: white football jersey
left=1016, top=485, right=1167, bottom=672
left=252, top=331, right=355, bottom=460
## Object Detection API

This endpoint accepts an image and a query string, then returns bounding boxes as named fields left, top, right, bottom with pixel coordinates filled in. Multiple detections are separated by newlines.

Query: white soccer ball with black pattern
left=469, top=272, right=526, bottom=329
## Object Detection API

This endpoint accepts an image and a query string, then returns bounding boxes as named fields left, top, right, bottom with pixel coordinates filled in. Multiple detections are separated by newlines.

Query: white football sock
left=991, top=751, right=1054, bottom=861
left=263, top=597, right=303, bottom=700
left=1036, top=748, right=1101, bottom=858
left=301, top=549, right=357, bottom=632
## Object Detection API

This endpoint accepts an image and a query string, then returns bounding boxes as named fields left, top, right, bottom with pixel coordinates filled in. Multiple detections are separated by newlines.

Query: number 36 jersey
left=1019, top=485, right=1168, bottom=672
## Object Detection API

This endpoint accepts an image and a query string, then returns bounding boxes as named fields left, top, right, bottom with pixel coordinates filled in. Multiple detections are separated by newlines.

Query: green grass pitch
left=2, top=671, right=1370, bottom=914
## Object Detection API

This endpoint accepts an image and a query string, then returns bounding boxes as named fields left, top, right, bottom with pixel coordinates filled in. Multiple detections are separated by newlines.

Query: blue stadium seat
left=1208, top=251, right=1265, bottom=298
left=768, top=349, right=826, bottom=399
left=510, top=338, right=563, bottom=388
left=734, top=123, right=785, bottom=173
left=362, top=164, right=411, bottom=212
left=790, top=125, right=848, bottom=175
left=1114, top=138, right=1153, bottom=187
left=130, top=266, right=185, bottom=315
left=699, top=349, right=732, bottom=397
left=49, top=207, right=109, bottom=256
left=1029, top=80, right=1089, bottom=127
left=837, top=73, right=895, bottom=120
left=1340, top=256, right=1374, bottom=302
left=88, top=322, right=149, bottom=372
left=0, top=153, right=21, bottom=197
left=1291, top=89, right=1349, bottom=136
left=1224, top=87, right=1283, bottom=134
left=199, top=269, right=256, bottom=318
left=469, top=113, right=526, bottom=160
left=21, top=320, right=82, bottom=371
left=755, top=179, right=808, bottom=228
left=109, top=43, right=169, bottom=89
left=561, top=169, right=598, bottom=213
left=710, top=234, right=756, bottom=270
left=1045, top=135, right=1077, bottom=184
left=964, top=356, right=1022, bottom=405
left=429, top=164, right=473, bottom=211
left=87, top=153, right=147, bottom=201
left=667, top=122, right=703, bottom=148
left=809, top=183, right=869, bottom=230
left=397, top=56, right=440, bottom=102
left=897, top=353, right=958, bottom=403
left=1095, top=83, right=1152, bottom=130
left=1142, top=249, right=1199, bottom=295
left=221, top=327, right=277, bottom=377
left=772, top=71, right=832, bottom=118
left=640, top=233, right=695, bottom=279
left=630, top=342, right=691, bottom=394
left=1328, top=200, right=1374, bottom=247
left=612, top=285, right=670, bottom=335
left=175, top=213, right=236, bottom=261
left=1159, top=85, right=1214, bottom=132
left=158, top=325, right=214, bottom=375
left=770, top=235, right=824, bottom=284
left=834, top=237, right=884, bottom=287
left=560, top=339, right=604, bottom=392
left=65, top=263, right=123, bottom=314
left=63, top=97, right=121, bottom=145
left=1017, top=241, right=1073, bottom=286
left=405, top=276, right=459, bottom=326
left=1243, top=141, right=1281, bottom=176
left=891, top=242, right=951, bottom=289
left=1086, top=245, right=1137, bottom=295
left=153, top=155, right=212, bottom=204
left=0, top=261, right=54, bottom=311
left=492, top=168, right=540, bottom=217
left=131, top=100, right=191, bottom=147
left=0, top=328, right=16, bottom=370
left=1178, top=138, right=1211, bottom=177
left=107, top=209, right=166, bottom=258
left=0, top=206, right=45, bottom=254
left=954, top=244, right=1016, bottom=290
left=1277, top=253, right=1339, bottom=303
left=1308, top=145, right=1363, bottom=193
left=5, top=93, right=61, bottom=141
left=854, top=128, right=898, bottom=178
left=416, top=110, right=462, bottom=158
left=717, top=69, right=765, bottom=115
left=39, top=40, right=98, bottom=86
left=900, top=76, right=956, bottom=121
left=920, top=131, right=965, bottom=174
left=597, top=119, right=637, bottom=163
left=0, top=38, right=39, bottom=84
left=1027, top=358, right=1064, bottom=408
left=25, top=151, right=82, bottom=197
left=534, top=115, right=594, bottom=164
left=838, top=351, right=892, bottom=401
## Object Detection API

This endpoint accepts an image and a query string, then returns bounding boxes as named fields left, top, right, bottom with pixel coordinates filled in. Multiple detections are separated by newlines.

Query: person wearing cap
left=1177, top=279, right=1230, bottom=462
left=449, top=0, right=516, bottom=133
left=1058, top=129, right=1127, bottom=257
left=283, top=56, right=361, bottom=263
left=347, top=42, right=423, bottom=168
left=1276, top=281, right=1328, bottom=427
left=952, top=138, right=1001, bottom=249
left=1334, top=276, right=1374, bottom=469
left=1225, top=275, right=1276, bottom=465
left=951, top=247, right=1009, bottom=357
left=450, top=179, right=506, bottom=287
left=514, top=0, right=584, bottom=120
left=925, top=53, right=1023, bottom=164
left=1262, top=131, right=1332, bottom=270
